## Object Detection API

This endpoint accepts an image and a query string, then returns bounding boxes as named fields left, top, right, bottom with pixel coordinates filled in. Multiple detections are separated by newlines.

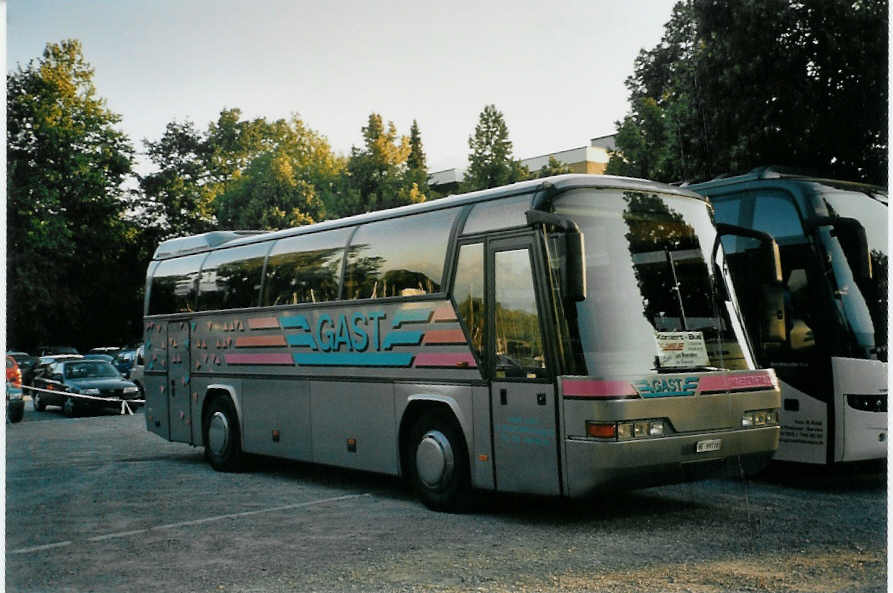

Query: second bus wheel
left=408, top=409, right=472, bottom=512
left=202, top=396, right=245, bottom=472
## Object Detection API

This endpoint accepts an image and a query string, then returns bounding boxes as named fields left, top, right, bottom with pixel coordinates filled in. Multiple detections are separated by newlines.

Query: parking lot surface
left=6, top=403, right=887, bottom=593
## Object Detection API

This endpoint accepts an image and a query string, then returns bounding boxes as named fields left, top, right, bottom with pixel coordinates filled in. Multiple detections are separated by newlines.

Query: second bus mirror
left=566, top=231, right=587, bottom=302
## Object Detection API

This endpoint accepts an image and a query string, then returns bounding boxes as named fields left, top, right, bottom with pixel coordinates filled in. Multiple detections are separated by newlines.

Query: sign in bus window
left=494, top=249, right=546, bottom=379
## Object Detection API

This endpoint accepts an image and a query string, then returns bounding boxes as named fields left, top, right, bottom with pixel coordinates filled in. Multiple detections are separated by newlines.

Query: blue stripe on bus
left=280, top=315, right=311, bottom=330
left=293, top=352, right=414, bottom=367
left=286, top=334, right=318, bottom=349
left=381, top=331, right=424, bottom=350
left=391, top=309, right=432, bottom=328
left=639, top=391, right=696, bottom=398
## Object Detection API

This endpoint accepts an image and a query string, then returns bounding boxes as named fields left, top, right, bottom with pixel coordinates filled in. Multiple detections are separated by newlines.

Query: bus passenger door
left=488, top=237, right=561, bottom=496
left=167, top=320, right=192, bottom=443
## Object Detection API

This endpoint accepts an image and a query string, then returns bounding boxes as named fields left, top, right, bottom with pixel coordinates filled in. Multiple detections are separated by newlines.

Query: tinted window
left=751, top=192, right=807, bottom=244
left=452, top=243, right=485, bottom=361
left=344, top=209, right=458, bottom=300
left=462, top=195, right=532, bottom=235
left=149, top=254, right=206, bottom=315
left=493, top=249, right=547, bottom=378
left=198, top=243, right=269, bottom=311
left=263, top=229, right=350, bottom=306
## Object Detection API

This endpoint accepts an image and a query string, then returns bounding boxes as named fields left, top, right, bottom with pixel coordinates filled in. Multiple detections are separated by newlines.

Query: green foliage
left=215, top=115, right=344, bottom=230
left=607, top=0, right=887, bottom=185
left=7, top=39, right=137, bottom=350
left=464, top=104, right=530, bottom=191
left=535, top=156, right=573, bottom=178
left=338, top=113, right=427, bottom=216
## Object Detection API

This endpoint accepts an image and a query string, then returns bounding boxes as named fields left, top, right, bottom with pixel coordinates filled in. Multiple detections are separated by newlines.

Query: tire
left=407, top=409, right=472, bottom=512
left=33, top=392, right=46, bottom=412
left=62, top=397, right=77, bottom=418
left=202, top=396, right=245, bottom=472
left=8, top=403, right=24, bottom=423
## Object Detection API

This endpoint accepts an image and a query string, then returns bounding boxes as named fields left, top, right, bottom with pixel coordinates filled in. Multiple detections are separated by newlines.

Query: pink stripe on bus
left=224, top=353, right=293, bottom=365
left=698, top=372, right=774, bottom=393
left=422, top=329, right=467, bottom=345
left=562, top=380, right=637, bottom=398
left=235, top=335, right=287, bottom=348
left=414, top=353, right=477, bottom=368
left=432, top=304, right=458, bottom=322
left=248, top=317, right=280, bottom=330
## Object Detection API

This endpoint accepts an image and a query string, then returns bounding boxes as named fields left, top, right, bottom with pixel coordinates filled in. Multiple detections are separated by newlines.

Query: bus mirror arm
left=804, top=216, right=872, bottom=282
left=525, top=210, right=587, bottom=302
left=712, top=223, right=786, bottom=345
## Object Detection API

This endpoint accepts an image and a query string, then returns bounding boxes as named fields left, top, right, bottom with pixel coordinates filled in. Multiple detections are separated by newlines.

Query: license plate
left=696, top=439, right=722, bottom=453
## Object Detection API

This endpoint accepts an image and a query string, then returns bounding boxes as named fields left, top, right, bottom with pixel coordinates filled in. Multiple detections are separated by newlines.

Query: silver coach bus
left=143, top=174, right=781, bottom=511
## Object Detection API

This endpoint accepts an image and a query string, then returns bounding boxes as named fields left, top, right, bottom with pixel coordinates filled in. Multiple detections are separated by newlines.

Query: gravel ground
left=5, top=404, right=886, bottom=593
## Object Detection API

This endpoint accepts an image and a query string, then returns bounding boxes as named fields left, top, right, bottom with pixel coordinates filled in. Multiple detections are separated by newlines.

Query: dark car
left=26, top=354, right=83, bottom=387
left=112, top=348, right=137, bottom=378
left=32, top=359, right=140, bottom=417
left=6, top=356, right=24, bottom=423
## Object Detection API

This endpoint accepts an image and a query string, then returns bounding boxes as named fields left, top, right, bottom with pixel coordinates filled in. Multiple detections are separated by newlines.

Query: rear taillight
left=10, top=367, right=22, bottom=387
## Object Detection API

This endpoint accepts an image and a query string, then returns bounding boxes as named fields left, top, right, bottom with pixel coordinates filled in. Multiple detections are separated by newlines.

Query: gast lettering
left=634, top=376, right=700, bottom=397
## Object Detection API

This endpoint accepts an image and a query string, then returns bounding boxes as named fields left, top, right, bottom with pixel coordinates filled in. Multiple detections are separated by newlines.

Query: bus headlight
left=585, top=419, right=671, bottom=441
left=742, top=409, right=778, bottom=427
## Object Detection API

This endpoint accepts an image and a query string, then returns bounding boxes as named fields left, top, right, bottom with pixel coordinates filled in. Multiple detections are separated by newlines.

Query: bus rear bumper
left=564, top=426, right=779, bottom=498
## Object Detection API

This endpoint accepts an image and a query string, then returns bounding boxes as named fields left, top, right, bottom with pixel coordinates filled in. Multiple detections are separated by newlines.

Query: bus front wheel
left=408, top=409, right=471, bottom=512
left=203, top=397, right=244, bottom=472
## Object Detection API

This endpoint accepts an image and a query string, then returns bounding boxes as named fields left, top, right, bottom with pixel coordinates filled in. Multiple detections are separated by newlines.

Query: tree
left=7, top=39, right=136, bottom=350
left=535, top=156, right=573, bottom=178
left=215, top=115, right=344, bottom=229
left=464, top=104, right=529, bottom=191
left=607, top=0, right=887, bottom=185
left=405, top=119, right=431, bottom=198
left=339, top=113, right=425, bottom=216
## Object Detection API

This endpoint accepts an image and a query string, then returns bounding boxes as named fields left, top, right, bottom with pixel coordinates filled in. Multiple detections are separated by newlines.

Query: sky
left=7, top=0, right=678, bottom=174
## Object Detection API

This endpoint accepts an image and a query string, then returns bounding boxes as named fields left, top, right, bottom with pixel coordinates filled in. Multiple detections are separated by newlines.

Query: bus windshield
left=554, top=189, right=751, bottom=376
left=814, top=185, right=888, bottom=361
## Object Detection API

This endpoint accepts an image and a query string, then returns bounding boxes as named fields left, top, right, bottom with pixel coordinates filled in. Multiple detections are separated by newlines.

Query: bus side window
left=198, top=243, right=269, bottom=311
left=343, top=209, right=458, bottom=300
left=149, top=254, right=206, bottom=315
left=263, top=229, right=351, bottom=306
left=452, top=243, right=485, bottom=363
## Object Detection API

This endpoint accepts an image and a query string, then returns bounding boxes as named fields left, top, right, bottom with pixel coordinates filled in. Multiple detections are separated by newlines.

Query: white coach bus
left=691, top=168, right=887, bottom=465
left=143, top=174, right=782, bottom=510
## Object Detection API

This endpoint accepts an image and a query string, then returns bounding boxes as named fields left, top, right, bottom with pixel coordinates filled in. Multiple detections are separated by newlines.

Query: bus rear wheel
left=203, top=396, right=245, bottom=472
left=408, top=409, right=471, bottom=512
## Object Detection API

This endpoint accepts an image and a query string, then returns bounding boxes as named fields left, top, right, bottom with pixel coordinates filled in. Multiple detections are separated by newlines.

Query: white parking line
left=9, top=541, right=73, bottom=554
left=8, top=493, right=370, bottom=555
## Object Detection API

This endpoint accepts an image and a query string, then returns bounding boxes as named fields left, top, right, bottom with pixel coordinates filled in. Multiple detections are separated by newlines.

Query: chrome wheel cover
left=416, top=430, right=454, bottom=489
left=207, top=411, right=230, bottom=456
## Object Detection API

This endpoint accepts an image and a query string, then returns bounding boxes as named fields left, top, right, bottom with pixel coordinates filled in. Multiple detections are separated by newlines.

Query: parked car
left=7, top=351, right=38, bottom=383
left=32, top=359, right=141, bottom=417
left=37, top=346, right=80, bottom=356
left=84, top=353, right=115, bottom=362
left=27, top=354, right=83, bottom=387
left=112, top=348, right=138, bottom=378
left=129, top=345, right=145, bottom=396
left=87, top=347, right=121, bottom=357
left=6, top=356, right=24, bottom=423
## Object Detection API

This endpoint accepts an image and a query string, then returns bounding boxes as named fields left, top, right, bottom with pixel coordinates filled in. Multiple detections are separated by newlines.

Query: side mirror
left=526, top=210, right=587, bottom=302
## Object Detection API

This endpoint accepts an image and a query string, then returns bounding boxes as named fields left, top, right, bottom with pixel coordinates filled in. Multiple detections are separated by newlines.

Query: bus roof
left=153, top=174, right=705, bottom=260
left=686, top=166, right=886, bottom=194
